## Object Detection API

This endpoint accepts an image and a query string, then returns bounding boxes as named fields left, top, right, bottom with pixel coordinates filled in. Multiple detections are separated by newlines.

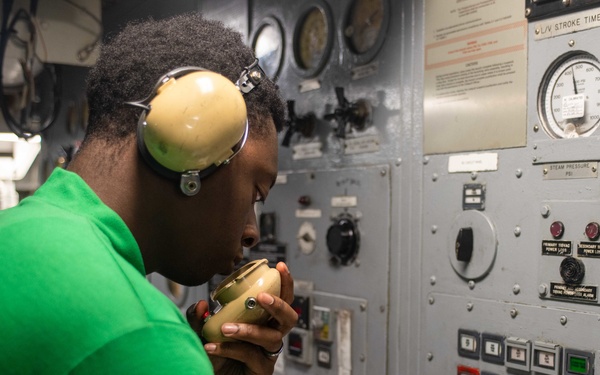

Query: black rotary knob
left=326, top=218, right=359, bottom=265
left=560, top=257, right=585, bottom=284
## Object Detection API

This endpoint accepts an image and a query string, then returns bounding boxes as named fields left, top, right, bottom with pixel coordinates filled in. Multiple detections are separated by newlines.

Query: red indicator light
left=457, top=365, right=480, bottom=375
left=550, top=221, right=564, bottom=239
left=585, top=222, right=600, bottom=240
left=298, top=195, right=311, bottom=206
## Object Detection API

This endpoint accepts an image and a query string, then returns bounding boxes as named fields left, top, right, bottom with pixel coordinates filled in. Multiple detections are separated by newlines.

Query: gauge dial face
left=296, top=6, right=329, bottom=70
left=345, top=0, right=384, bottom=54
left=252, top=18, right=284, bottom=80
left=539, top=53, right=600, bottom=138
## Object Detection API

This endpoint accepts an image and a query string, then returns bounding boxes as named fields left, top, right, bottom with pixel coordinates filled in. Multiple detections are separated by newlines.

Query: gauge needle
left=572, top=67, right=578, bottom=94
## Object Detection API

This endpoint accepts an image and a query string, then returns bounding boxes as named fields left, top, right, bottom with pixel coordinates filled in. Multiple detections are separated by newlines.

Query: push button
left=505, top=337, right=531, bottom=372
left=532, top=341, right=561, bottom=375
left=481, top=333, right=504, bottom=365
left=458, top=329, right=480, bottom=359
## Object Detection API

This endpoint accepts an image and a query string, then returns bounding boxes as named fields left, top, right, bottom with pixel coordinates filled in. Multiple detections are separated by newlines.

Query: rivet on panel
left=355, top=259, right=361, bottom=268
left=533, top=124, right=539, bottom=132
left=380, top=169, right=387, bottom=177
left=541, top=205, right=551, bottom=218
left=515, top=169, right=523, bottom=178
left=513, top=284, right=521, bottom=294
left=423, top=156, right=430, bottom=165
left=427, top=352, right=434, bottom=361
left=432, top=173, right=438, bottom=181
left=468, top=280, right=475, bottom=290
left=428, top=296, right=435, bottom=305
left=380, top=305, right=385, bottom=313
left=538, top=283, right=548, bottom=296
left=568, top=39, right=575, bottom=47
left=471, top=172, right=478, bottom=180
left=431, top=225, right=438, bottom=234
left=395, top=158, right=402, bottom=166
left=533, top=156, right=538, bottom=162
left=360, top=303, right=367, bottom=311
left=430, top=276, right=436, bottom=285
left=560, top=315, right=568, bottom=325
left=535, top=28, right=540, bottom=35
left=360, top=354, right=366, bottom=362
left=466, top=302, right=473, bottom=311
left=525, top=8, right=531, bottom=17
left=510, top=308, right=518, bottom=318
left=514, top=226, right=521, bottom=237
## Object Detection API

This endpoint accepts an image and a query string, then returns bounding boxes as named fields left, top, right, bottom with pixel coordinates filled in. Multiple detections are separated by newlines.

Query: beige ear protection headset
left=126, top=59, right=265, bottom=196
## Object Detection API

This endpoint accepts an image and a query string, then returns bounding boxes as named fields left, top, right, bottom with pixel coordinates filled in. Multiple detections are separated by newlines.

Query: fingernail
left=260, top=292, right=275, bottom=305
left=204, top=343, right=216, bottom=353
left=222, top=323, right=239, bottom=335
left=281, top=262, right=291, bottom=274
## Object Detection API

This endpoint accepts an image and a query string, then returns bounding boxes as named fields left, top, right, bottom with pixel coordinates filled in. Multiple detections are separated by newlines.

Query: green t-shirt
left=0, top=168, right=213, bottom=374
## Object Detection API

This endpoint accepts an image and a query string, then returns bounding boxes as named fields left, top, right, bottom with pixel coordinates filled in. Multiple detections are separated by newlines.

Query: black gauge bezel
left=292, top=0, right=335, bottom=79
left=342, top=0, right=390, bottom=66
left=250, top=16, right=285, bottom=82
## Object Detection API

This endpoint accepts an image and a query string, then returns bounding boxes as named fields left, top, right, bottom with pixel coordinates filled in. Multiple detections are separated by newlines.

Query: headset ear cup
left=140, top=70, right=248, bottom=173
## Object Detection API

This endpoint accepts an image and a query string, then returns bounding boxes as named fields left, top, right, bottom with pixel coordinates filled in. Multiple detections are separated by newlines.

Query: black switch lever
left=456, top=227, right=474, bottom=262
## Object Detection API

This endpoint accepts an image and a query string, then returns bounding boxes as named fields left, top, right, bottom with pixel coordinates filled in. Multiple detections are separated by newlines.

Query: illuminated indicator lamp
left=456, top=365, right=480, bottom=375
left=585, top=222, right=600, bottom=241
left=550, top=221, right=565, bottom=239
left=568, top=355, right=588, bottom=374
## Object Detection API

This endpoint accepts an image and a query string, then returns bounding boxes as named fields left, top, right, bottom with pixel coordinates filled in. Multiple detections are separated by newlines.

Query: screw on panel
left=515, top=169, right=523, bottom=178
left=428, top=296, right=435, bottom=305
left=430, top=276, right=436, bottom=285
left=525, top=8, right=531, bottom=17
left=513, top=284, right=521, bottom=294
left=535, top=28, right=540, bottom=35
left=510, top=308, right=518, bottom=318
left=468, top=280, right=475, bottom=290
left=427, top=352, right=434, bottom=361
left=466, top=302, right=473, bottom=311
left=569, top=39, right=575, bottom=47
left=593, top=166, right=597, bottom=173
left=431, top=225, right=438, bottom=234
left=471, top=172, right=478, bottom=181
left=543, top=168, right=548, bottom=175
left=538, top=283, right=548, bottom=296
left=560, top=315, right=568, bottom=325
left=514, top=226, right=521, bottom=237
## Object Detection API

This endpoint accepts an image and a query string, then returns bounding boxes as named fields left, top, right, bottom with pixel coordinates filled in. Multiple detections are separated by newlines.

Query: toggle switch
left=456, top=227, right=474, bottom=262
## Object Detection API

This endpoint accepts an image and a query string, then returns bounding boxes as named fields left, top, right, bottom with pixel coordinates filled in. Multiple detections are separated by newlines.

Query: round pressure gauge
left=343, top=0, right=390, bottom=64
left=538, top=52, right=600, bottom=139
left=293, top=1, right=334, bottom=77
left=251, top=17, right=285, bottom=81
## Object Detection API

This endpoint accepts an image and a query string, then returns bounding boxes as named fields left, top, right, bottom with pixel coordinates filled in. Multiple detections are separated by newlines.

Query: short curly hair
left=84, top=12, right=285, bottom=143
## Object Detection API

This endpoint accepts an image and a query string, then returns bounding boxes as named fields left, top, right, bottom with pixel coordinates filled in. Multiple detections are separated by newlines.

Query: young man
left=0, top=12, right=297, bottom=374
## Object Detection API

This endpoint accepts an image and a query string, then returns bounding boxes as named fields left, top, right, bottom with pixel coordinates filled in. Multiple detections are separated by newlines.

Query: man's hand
left=186, top=262, right=298, bottom=375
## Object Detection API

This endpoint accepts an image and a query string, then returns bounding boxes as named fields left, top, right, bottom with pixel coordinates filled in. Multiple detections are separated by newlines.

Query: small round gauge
left=343, top=0, right=390, bottom=65
left=251, top=17, right=284, bottom=81
left=538, top=52, right=600, bottom=139
left=293, top=1, right=334, bottom=77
